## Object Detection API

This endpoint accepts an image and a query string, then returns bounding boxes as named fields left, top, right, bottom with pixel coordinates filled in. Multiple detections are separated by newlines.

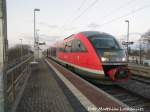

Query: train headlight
left=101, top=57, right=109, bottom=62
left=122, top=57, right=126, bottom=62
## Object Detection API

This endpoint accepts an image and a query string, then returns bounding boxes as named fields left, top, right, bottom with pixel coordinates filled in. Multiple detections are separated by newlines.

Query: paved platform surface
left=48, top=58, right=127, bottom=109
left=16, top=60, right=87, bottom=112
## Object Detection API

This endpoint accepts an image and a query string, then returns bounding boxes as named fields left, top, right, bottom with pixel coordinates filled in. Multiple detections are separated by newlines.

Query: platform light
left=34, top=8, right=40, bottom=11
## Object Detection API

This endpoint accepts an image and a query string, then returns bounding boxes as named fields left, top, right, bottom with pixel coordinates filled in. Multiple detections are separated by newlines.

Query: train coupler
left=107, top=67, right=130, bottom=81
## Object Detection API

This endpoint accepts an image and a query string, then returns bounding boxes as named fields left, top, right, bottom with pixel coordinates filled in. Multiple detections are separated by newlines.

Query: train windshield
left=90, top=35, right=121, bottom=50
left=90, top=35, right=126, bottom=62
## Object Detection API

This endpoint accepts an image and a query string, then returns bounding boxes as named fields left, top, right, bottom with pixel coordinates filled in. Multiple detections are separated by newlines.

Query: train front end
left=88, top=33, right=130, bottom=82
left=100, top=49, right=130, bottom=82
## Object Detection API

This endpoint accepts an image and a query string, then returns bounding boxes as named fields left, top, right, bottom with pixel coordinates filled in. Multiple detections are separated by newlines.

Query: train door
left=72, top=39, right=88, bottom=68
left=63, top=41, right=74, bottom=64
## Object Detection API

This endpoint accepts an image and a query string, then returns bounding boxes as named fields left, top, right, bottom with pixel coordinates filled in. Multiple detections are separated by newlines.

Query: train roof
left=64, top=34, right=74, bottom=40
left=80, top=31, right=114, bottom=38
left=64, top=31, right=115, bottom=40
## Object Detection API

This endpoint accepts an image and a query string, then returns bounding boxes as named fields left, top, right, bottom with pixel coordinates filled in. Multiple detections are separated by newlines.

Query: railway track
left=84, top=73, right=150, bottom=111
left=97, top=84, right=150, bottom=112
left=131, top=75, right=150, bottom=85
left=68, top=66, right=150, bottom=111
left=48, top=57, right=150, bottom=111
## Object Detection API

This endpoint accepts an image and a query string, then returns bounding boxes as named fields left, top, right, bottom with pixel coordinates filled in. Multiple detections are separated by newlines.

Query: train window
left=50, top=47, right=57, bottom=57
left=64, top=41, right=72, bottom=52
left=77, top=40, right=87, bottom=52
left=59, top=43, right=65, bottom=52
left=72, top=39, right=87, bottom=52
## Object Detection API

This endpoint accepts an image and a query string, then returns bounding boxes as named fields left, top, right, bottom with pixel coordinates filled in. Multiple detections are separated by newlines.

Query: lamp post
left=34, top=8, right=40, bottom=61
left=139, top=39, right=142, bottom=64
left=36, top=29, right=40, bottom=59
left=19, top=39, right=23, bottom=61
left=125, top=20, right=129, bottom=62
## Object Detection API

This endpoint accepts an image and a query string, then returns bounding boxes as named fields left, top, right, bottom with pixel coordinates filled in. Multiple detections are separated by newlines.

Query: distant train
left=47, top=31, right=130, bottom=84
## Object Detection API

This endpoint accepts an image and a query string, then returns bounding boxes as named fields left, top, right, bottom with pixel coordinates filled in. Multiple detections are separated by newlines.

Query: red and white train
left=47, top=31, right=130, bottom=84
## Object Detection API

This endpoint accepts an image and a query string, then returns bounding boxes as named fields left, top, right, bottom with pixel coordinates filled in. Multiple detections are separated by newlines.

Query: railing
left=128, top=64, right=150, bottom=78
left=5, top=55, right=33, bottom=112
left=8, top=54, right=32, bottom=69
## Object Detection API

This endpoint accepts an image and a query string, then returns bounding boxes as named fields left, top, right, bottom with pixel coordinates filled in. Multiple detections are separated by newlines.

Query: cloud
left=12, top=33, right=62, bottom=47
left=38, top=34, right=63, bottom=47
left=19, top=34, right=62, bottom=47
left=63, top=26, right=76, bottom=31
left=86, top=23, right=100, bottom=28
left=39, top=34, right=61, bottom=41
left=39, top=22, right=58, bottom=29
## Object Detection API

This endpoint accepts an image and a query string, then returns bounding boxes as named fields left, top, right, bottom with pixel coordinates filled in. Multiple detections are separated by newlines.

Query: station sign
left=39, top=42, right=46, bottom=45
left=122, top=41, right=134, bottom=45
left=35, top=42, right=45, bottom=45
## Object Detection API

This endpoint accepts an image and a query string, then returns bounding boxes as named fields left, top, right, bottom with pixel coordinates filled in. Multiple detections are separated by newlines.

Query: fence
left=128, top=64, right=150, bottom=78
left=5, top=55, right=33, bottom=112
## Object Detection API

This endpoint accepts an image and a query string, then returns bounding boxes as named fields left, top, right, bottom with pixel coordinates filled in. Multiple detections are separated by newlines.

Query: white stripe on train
left=50, top=56, right=105, bottom=75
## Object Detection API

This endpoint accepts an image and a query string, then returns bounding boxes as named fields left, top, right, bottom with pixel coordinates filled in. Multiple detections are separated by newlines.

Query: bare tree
left=8, top=44, right=32, bottom=66
left=141, top=30, right=150, bottom=58
left=141, top=29, right=150, bottom=43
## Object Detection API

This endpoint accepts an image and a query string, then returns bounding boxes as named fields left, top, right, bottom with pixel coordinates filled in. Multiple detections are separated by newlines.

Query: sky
left=7, top=0, right=150, bottom=48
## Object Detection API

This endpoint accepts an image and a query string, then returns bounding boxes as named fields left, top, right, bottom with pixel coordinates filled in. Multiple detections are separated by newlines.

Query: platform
left=15, top=58, right=128, bottom=112
left=16, top=60, right=87, bottom=112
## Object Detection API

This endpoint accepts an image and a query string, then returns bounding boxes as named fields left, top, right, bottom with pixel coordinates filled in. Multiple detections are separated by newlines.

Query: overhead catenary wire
left=59, top=0, right=100, bottom=34
left=101, top=0, right=138, bottom=19
left=59, top=0, right=150, bottom=36
left=96, top=3, right=150, bottom=27
left=61, top=0, right=89, bottom=28
left=77, top=0, right=88, bottom=11
left=62, top=0, right=136, bottom=31
left=58, top=0, right=89, bottom=35
left=69, top=0, right=99, bottom=25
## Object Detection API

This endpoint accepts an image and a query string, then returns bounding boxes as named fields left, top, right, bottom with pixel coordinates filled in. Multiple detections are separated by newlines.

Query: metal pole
left=139, top=39, right=142, bottom=64
left=36, top=29, right=40, bottom=60
left=125, top=20, right=129, bottom=62
left=33, top=9, right=40, bottom=61
left=0, top=0, right=8, bottom=112
left=20, top=39, right=22, bottom=60
left=34, top=10, right=36, bottom=61
left=37, top=33, right=39, bottom=60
